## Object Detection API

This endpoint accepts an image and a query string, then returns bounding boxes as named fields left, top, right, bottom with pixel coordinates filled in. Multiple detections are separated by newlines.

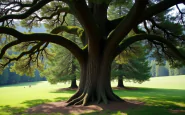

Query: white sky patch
left=170, top=3, right=185, bottom=16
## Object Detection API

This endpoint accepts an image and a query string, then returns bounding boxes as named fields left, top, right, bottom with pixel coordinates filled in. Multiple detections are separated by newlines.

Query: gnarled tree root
left=66, top=89, right=124, bottom=106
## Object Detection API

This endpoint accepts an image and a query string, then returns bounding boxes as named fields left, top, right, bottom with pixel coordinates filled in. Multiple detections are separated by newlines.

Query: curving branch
left=140, top=0, right=185, bottom=22
left=148, top=18, right=182, bottom=40
left=0, top=0, right=52, bottom=22
left=105, top=0, right=148, bottom=55
left=107, top=0, right=185, bottom=37
left=0, top=42, right=46, bottom=68
left=114, top=34, right=185, bottom=61
left=0, top=40, right=22, bottom=59
left=1, top=0, right=39, bottom=15
left=51, top=25, right=86, bottom=45
left=176, top=4, right=185, bottom=26
left=0, top=27, right=86, bottom=64
left=107, top=16, right=125, bottom=36
left=32, top=7, right=72, bottom=21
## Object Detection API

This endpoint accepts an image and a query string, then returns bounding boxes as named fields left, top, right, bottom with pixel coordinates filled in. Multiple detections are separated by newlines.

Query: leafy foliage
left=112, top=42, right=151, bottom=84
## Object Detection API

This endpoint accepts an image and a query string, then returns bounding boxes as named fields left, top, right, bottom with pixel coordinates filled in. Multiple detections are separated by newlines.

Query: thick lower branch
left=0, top=0, right=52, bottom=22
left=114, top=34, right=185, bottom=60
left=0, top=27, right=86, bottom=64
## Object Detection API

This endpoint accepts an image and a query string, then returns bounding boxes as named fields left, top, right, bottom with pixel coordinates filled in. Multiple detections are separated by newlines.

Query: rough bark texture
left=67, top=55, right=123, bottom=106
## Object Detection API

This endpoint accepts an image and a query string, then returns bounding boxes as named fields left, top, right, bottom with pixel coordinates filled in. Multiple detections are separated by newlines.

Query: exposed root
left=67, top=90, right=82, bottom=103
left=101, top=91, right=108, bottom=104
left=66, top=87, right=124, bottom=106
left=74, top=99, right=83, bottom=105
left=82, top=94, right=90, bottom=106
left=67, top=93, right=85, bottom=106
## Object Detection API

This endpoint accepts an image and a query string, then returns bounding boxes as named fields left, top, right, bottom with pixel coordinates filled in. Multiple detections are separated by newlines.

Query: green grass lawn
left=0, top=75, right=185, bottom=115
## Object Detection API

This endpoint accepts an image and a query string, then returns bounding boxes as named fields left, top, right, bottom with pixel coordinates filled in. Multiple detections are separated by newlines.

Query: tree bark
left=67, top=55, right=123, bottom=106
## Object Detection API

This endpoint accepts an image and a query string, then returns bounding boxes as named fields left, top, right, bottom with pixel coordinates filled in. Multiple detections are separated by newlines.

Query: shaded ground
left=56, top=86, right=138, bottom=92
left=112, top=87, right=138, bottom=90
left=26, top=100, right=144, bottom=114
left=56, top=87, right=78, bottom=91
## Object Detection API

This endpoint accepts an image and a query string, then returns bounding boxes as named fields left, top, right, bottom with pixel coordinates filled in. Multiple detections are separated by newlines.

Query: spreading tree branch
left=149, top=18, right=182, bottom=40
left=0, top=27, right=86, bottom=64
left=140, top=0, right=185, bottom=22
left=114, top=34, right=185, bottom=61
left=105, top=0, right=148, bottom=55
left=108, top=0, right=185, bottom=37
left=51, top=25, right=86, bottom=46
left=31, top=7, right=72, bottom=22
left=0, top=42, right=46, bottom=68
left=0, top=40, right=22, bottom=59
left=1, top=0, right=38, bottom=15
left=176, top=4, right=185, bottom=26
left=0, top=0, right=52, bottom=22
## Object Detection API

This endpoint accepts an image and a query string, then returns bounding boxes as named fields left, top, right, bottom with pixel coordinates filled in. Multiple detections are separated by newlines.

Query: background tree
left=112, top=42, right=151, bottom=87
left=0, top=0, right=185, bottom=106
left=150, top=60, right=156, bottom=77
left=155, top=65, right=169, bottom=76
left=41, top=14, right=80, bottom=88
left=0, top=67, right=9, bottom=85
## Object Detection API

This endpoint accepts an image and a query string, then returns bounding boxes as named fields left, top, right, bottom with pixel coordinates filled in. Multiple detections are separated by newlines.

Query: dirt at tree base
left=26, top=100, right=144, bottom=114
left=56, top=86, right=138, bottom=92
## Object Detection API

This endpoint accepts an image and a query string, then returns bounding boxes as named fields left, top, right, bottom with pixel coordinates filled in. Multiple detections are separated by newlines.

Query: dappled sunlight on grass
left=114, top=87, right=185, bottom=114
left=21, top=99, right=52, bottom=107
left=0, top=76, right=185, bottom=115
left=0, top=105, right=26, bottom=115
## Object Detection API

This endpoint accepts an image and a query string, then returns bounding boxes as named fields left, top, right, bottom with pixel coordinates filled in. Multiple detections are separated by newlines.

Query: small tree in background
left=41, top=14, right=80, bottom=88
left=112, top=42, right=151, bottom=87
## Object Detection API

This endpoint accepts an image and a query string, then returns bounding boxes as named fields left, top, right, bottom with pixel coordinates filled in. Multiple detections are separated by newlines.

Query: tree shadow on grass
left=1, top=87, right=185, bottom=115
left=114, top=87, right=185, bottom=115
left=0, top=105, right=26, bottom=115
left=21, top=96, right=69, bottom=108
left=0, top=97, right=69, bottom=115
left=114, top=87, right=185, bottom=104
left=26, top=100, right=143, bottom=115
left=21, top=99, right=53, bottom=108
left=50, top=89, right=76, bottom=94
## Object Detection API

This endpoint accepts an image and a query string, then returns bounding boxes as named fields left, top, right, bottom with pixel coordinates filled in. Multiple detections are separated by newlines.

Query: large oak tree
left=0, top=0, right=185, bottom=106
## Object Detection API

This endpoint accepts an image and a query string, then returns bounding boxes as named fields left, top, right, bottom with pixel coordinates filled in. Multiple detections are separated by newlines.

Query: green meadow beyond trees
left=0, top=0, right=185, bottom=106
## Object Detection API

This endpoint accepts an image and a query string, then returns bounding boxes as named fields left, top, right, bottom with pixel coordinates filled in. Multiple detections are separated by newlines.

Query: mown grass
left=0, top=75, right=185, bottom=115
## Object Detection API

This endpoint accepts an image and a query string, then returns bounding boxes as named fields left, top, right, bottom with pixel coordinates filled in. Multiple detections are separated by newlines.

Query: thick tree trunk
left=66, top=2, right=123, bottom=106
left=67, top=56, right=123, bottom=106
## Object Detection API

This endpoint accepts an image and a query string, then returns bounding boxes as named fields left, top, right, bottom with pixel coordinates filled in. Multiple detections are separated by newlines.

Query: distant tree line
left=0, top=65, right=46, bottom=86
left=150, top=60, right=185, bottom=77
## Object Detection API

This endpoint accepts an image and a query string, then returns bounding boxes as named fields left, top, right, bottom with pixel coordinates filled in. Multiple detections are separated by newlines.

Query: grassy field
left=0, top=75, right=185, bottom=115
